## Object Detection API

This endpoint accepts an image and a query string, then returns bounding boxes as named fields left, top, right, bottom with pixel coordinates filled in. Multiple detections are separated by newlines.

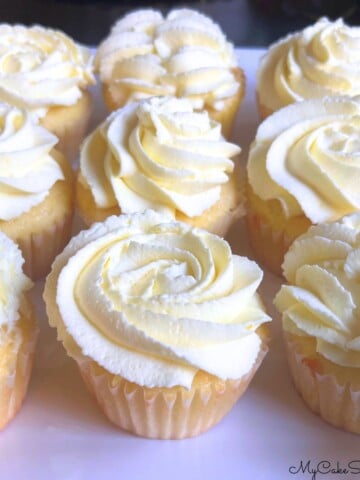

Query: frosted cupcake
left=0, top=24, right=95, bottom=161
left=0, top=232, right=38, bottom=430
left=96, top=8, right=245, bottom=138
left=0, top=103, right=74, bottom=280
left=275, top=214, right=360, bottom=433
left=246, top=96, right=360, bottom=275
left=44, top=210, right=270, bottom=439
left=76, top=96, right=244, bottom=237
left=257, top=17, right=360, bottom=119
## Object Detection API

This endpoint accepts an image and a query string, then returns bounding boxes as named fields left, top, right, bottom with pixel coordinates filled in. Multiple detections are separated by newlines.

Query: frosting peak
left=0, top=24, right=95, bottom=117
left=247, top=96, right=360, bottom=224
left=96, top=8, right=239, bottom=109
left=257, top=17, right=360, bottom=111
left=80, top=96, right=240, bottom=218
left=0, top=103, right=64, bottom=220
left=275, top=213, right=360, bottom=368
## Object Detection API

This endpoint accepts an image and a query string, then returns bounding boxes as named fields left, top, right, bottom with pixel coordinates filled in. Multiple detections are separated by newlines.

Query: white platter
left=1, top=48, right=360, bottom=480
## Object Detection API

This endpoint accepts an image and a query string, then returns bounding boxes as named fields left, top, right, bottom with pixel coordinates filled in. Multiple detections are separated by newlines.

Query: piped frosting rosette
left=46, top=210, right=270, bottom=389
left=275, top=213, right=360, bottom=367
left=257, top=17, right=360, bottom=112
left=79, top=96, right=240, bottom=218
left=0, top=103, right=64, bottom=221
left=247, top=96, right=360, bottom=224
left=0, top=24, right=95, bottom=118
left=96, top=8, right=239, bottom=110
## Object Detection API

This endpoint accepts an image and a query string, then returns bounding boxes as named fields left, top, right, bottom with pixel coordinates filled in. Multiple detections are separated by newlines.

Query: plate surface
left=1, top=49, right=359, bottom=480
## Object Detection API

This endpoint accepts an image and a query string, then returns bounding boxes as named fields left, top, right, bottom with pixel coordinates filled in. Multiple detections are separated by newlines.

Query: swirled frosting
left=0, top=231, right=32, bottom=328
left=275, top=213, right=360, bottom=367
left=0, top=24, right=95, bottom=117
left=247, top=96, right=360, bottom=224
left=0, top=103, right=64, bottom=220
left=96, top=8, right=239, bottom=110
left=79, top=96, right=240, bottom=218
left=257, top=18, right=360, bottom=112
left=46, top=210, right=270, bottom=388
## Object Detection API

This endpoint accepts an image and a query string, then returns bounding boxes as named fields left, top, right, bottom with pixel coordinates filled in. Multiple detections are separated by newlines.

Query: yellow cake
left=246, top=96, right=360, bottom=275
left=256, top=17, right=360, bottom=120
left=0, top=232, right=38, bottom=430
left=275, top=214, right=360, bottom=433
left=0, top=24, right=95, bottom=162
left=0, top=103, right=74, bottom=280
left=76, top=96, right=245, bottom=237
left=44, top=210, right=271, bottom=439
left=40, top=91, right=93, bottom=163
left=96, top=8, right=245, bottom=138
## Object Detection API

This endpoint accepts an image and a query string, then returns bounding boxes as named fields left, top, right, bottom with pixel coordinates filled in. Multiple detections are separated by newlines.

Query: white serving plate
left=1, top=49, right=359, bottom=480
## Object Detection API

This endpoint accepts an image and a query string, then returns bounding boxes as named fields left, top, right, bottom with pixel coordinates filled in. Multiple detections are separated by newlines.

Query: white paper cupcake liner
left=285, top=332, right=360, bottom=434
left=76, top=340, right=268, bottom=440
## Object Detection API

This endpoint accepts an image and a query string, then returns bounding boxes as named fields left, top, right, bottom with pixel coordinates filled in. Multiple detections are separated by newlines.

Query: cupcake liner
left=17, top=209, right=73, bottom=281
left=76, top=340, right=268, bottom=440
left=246, top=183, right=311, bottom=275
left=284, top=332, right=360, bottom=434
left=0, top=299, right=38, bottom=430
left=246, top=208, right=294, bottom=276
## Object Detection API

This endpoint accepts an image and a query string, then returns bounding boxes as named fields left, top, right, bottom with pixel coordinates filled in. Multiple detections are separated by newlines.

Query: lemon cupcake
left=275, top=213, right=360, bottom=433
left=76, top=96, right=244, bottom=237
left=0, top=24, right=95, bottom=161
left=0, top=231, right=38, bottom=430
left=257, top=17, right=360, bottom=119
left=0, top=103, right=74, bottom=280
left=246, top=96, right=360, bottom=275
left=96, top=8, right=245, bottom=138
left=44, top=210, right=270, bottom=439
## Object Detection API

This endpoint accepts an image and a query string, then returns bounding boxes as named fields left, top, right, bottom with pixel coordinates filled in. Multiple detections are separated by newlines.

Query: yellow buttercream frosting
left=247, top=96, right=360, bottom=224
left=79, top=96, right=241, bottom=218
left=275, top=213, right=360, bottom=368
left=0, top=103, right=65, bottom=220
left=0, top=24, right=95, bottom=117
left=96, top=8, right=239, bottom=110
left=0, top=231, right=32, bottom=329
left=45, top=210, right=270, bottom=389
left=257, top=17, right=360, bottom=112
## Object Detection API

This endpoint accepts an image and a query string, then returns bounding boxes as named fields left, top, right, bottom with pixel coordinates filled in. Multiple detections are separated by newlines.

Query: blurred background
left=0, top=0, right=359, bottom=46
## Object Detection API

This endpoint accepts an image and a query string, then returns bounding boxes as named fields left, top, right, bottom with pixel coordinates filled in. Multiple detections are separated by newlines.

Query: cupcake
left=246, top=96, right=360, bottom=275
left=0, top=103, right=74, bottom=280
left=257, top=17, right=360, bottom=119
left=275, top=214, right=360, bottom=433
left=0, top=231, right=38, bottom=430
left=0, top=24, right=95, bottom=161
left=44, top=210, right=271, bottom=439
left=76, top=96, right=244, bottom=237
left=95, top=8, right=245, bottom=138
